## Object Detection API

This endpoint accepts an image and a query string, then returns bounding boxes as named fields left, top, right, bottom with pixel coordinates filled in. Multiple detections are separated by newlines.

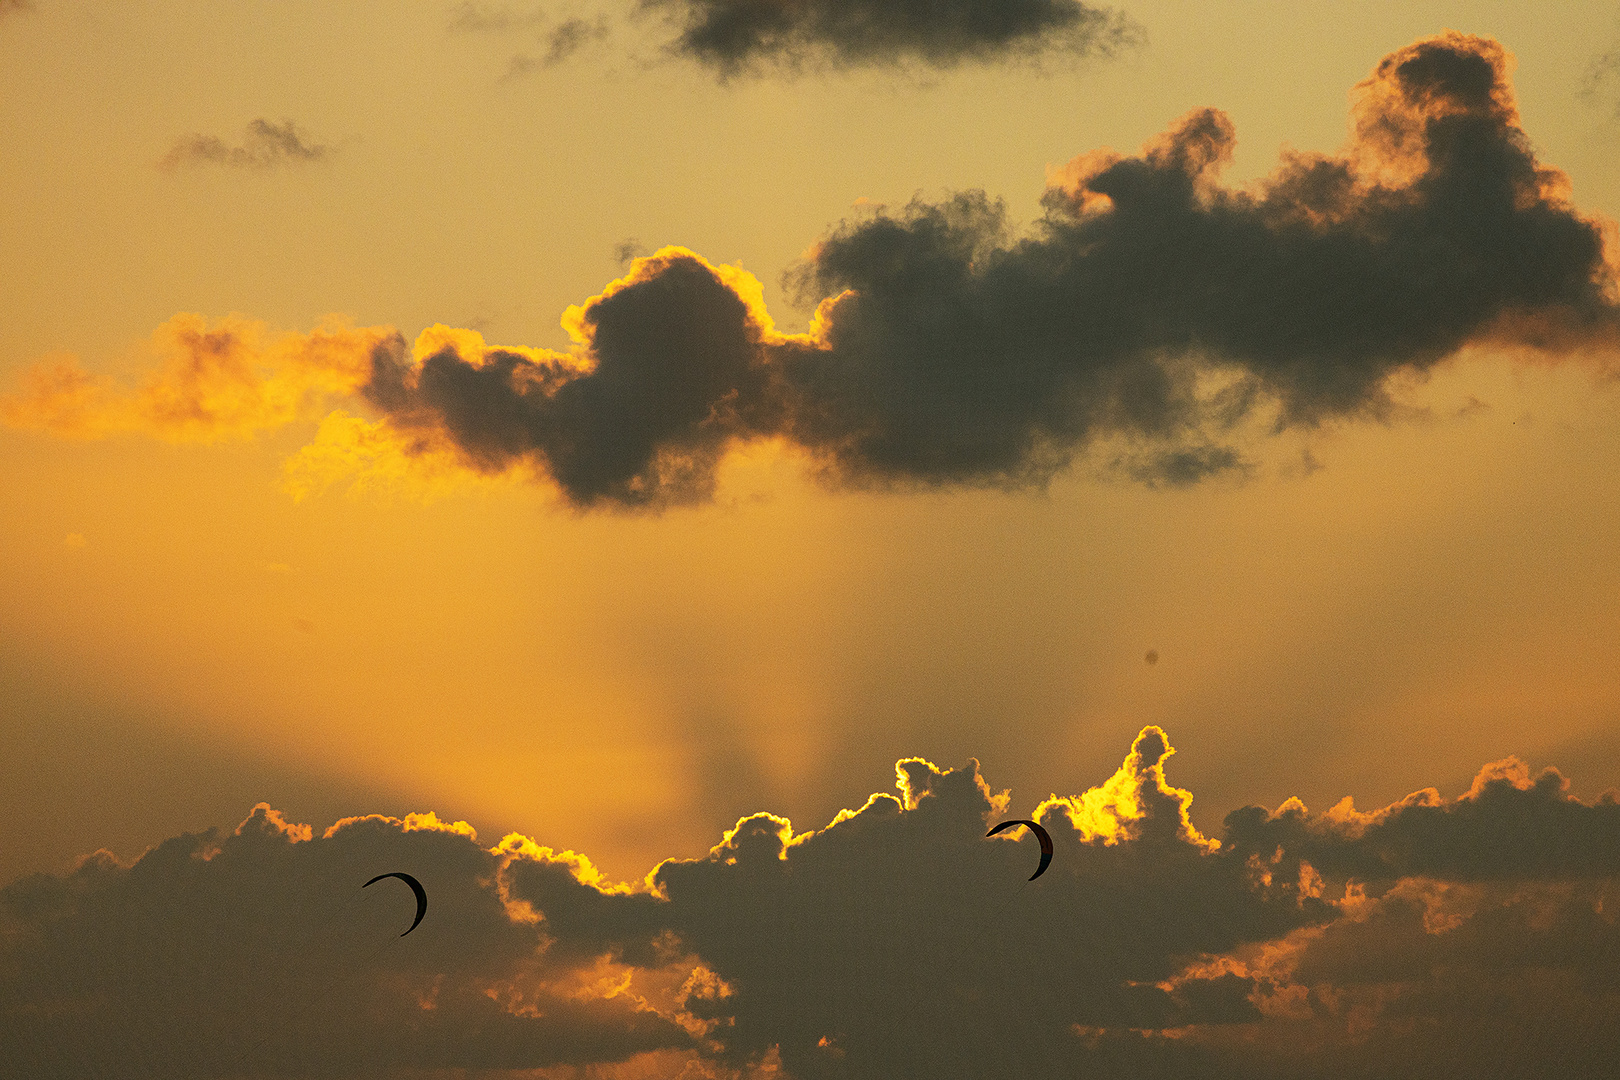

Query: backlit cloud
left=8, top=34, right=1619, bottom=509
left=0, top=806, right=696, bottom=1079
left=351, top=34, right=1620, bottom=506
left=641, top=0, right=1139, bottom=77
left=160, top=119, right=333, bottom=171
left=6, top=727, right=1619, bottom=1078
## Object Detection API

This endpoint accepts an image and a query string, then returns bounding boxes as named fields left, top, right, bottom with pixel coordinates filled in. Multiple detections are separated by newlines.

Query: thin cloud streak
left=159, top=119, right=333, bottom=171
left=5, top=728, right=1620, bottom=1078
left=447, top=1, right=551, bottom=34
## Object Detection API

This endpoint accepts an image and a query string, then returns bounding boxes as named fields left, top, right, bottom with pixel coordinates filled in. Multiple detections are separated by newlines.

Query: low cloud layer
left=160, top=119, right=332, bottom=170
left=6, top=727, right=1620, bottom=1078
left=8, top=34, right=1619, bottom=508
left=642, top=0, right=1137, bottom=76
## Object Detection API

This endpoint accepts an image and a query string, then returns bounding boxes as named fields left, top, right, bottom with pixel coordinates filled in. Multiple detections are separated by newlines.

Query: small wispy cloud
left=614, top=238, right=649, bottom=265
left=450, top=1, right=612, bottom=75
left=159, top=118, right=332, bottom=171
left=503, top=16, right=611, bottom=76
left=447, top=0, right=548, bottom=33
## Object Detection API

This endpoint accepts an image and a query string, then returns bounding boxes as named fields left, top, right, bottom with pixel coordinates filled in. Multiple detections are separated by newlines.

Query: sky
left=6, top=1, right=1620, bottom=1076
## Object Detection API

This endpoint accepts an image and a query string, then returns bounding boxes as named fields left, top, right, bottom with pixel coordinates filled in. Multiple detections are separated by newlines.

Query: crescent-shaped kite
left=986, top=819, right=1054, bottom=881
left=363, top=872, right=427, bottom=936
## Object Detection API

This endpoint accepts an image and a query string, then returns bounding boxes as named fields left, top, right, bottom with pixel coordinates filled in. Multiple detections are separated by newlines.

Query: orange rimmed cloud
left=1034, top=725, right=1218, bottom=850
left=10, top=35, right=1620, bottom=512
left=9, top=728, right=1620, bottom=1077
left=310, top=33, right=1620, bottom=508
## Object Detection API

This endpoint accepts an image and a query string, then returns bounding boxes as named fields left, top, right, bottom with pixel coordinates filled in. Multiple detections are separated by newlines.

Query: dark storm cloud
left=9, top=728, right=1620, bottom=1078
left=159, top=119, right=331, bottom=171
left=616, top=728, right=1318, bottom=1079
left=1222, top=755, right=1620, bottom=885
left=604, top=729, right=1620, bottom=1079
left=363, top=250, right=782, bottom=506
left=354, top=34, right=1620, bottom=509
left=0, top=806, right=691, bottom=1079
left=641, top=0, right=1138, bottom=76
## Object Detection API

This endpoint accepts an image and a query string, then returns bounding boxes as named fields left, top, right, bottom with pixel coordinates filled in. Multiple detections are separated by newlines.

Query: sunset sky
left=6, top=2, right=1620, bottom=1077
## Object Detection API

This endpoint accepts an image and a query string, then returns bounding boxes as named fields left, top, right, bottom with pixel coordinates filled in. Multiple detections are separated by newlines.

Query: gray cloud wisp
left=160, top=119, right=332, bottom=171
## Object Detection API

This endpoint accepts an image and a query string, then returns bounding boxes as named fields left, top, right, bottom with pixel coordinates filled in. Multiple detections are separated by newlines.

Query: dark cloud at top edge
left=354, top=33, right=1620, bottom=511
left=640, top=0, right=1141, bottom=78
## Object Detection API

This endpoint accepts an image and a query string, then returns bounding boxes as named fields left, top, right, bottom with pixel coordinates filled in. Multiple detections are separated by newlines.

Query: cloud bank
left=6, top=727, right=1620, bottom=1079
left=160, top=119, right=332, bottom=171
left=642, top=0, right=1138, bottom=77
left=8, top=34, right=1619, bottom=508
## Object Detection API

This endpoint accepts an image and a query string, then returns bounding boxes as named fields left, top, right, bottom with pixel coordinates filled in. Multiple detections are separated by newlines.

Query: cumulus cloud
left=349, top=34, right=1620, bottom=507
left=1222, top=755, right=1620, bottom=885
left=641, top=0, right=1139, bottom=77
left=0, top=806, right=697, bottom=1079
left=160, top=119, right=332, bottom=170
left=10, top=34, right=1620, bottom=509
left=6, top=727, right=1620, bottom=1078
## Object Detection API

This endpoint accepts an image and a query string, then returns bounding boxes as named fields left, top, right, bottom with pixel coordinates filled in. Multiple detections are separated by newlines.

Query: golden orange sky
left=7, top=4, right=1620, bottom=1076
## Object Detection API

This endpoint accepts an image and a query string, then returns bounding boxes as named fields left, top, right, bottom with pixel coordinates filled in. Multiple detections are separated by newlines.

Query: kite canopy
left=363, top=872, right=427, bottom=936
left=986, top=819, right=1054, bottom=881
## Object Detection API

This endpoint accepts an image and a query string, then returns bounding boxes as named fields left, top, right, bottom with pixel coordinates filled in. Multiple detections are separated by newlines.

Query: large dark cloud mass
left=7, top=727, right=1620, bottom=1079
left=353, top=34, right=1620, bottom=509
left=0, top=808, right=692, bottom=1079
left=642, top=0, right=1135, bottom=76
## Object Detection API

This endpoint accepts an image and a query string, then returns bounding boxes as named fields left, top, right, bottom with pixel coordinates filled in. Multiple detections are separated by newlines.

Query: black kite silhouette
left=986, top=819, right=1053, bottom=880
left=363, top=872, right=427, bottom=936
